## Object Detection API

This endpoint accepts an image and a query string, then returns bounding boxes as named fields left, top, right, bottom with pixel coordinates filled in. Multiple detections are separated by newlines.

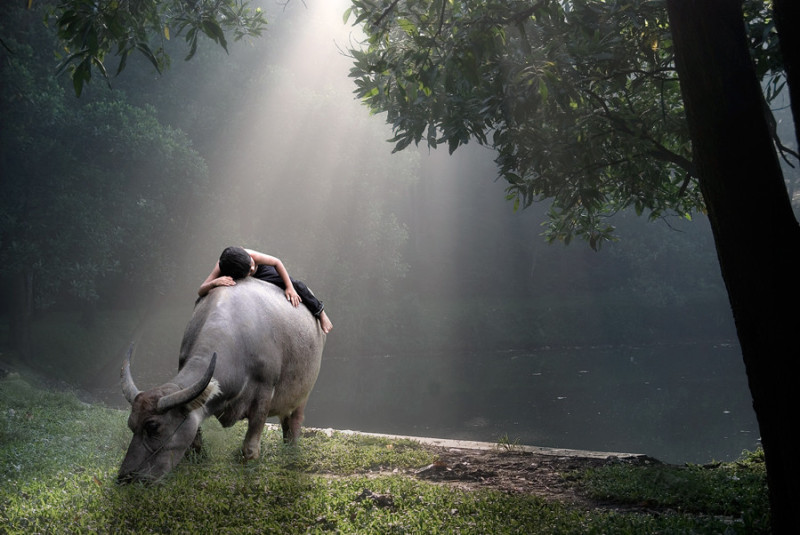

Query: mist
left=0, top=0, right=761, bottom=465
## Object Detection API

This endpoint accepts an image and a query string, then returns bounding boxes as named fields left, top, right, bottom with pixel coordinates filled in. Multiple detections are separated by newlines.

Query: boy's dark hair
left=218, top=246, right=251, bottom=280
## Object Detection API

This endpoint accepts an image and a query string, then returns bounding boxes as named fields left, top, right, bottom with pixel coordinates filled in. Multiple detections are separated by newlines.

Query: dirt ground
left=406, top=443, right=661, bottom=512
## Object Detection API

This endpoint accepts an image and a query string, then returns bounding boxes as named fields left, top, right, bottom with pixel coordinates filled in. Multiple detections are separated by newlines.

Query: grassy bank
left=1, top=375, right=768, bottom=534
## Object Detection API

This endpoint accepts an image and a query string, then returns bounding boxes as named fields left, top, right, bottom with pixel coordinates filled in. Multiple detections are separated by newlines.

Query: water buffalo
left=117, top=277, right=325, bottom=483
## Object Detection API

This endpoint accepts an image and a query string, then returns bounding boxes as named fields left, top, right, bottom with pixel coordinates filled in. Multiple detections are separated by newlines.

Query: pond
left=305, top=342, right=759, bottom=465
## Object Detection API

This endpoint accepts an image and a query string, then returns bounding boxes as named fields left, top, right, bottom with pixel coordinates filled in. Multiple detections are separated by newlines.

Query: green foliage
left=0, top=94, right=208, bottom=306
left=1, top=4, right=210, bottom=321
left=48, top=0, right=268, bottom=95
left=578, top=450, right=770, bottom=532
left=347, top=0, right=789, bottom=248
left=0, top=376, right=770, bottom=534
left=495, top=432, right=522, bottom=451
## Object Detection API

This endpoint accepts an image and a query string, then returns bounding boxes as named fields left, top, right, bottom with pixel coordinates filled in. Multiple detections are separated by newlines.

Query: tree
left=37, top=0, right=268, bottom=95
left=348, top=0, right=792, bottom=246
left=667, top=1, right=799, bottom=532
left=346, top=0, right=799, bottom=531
left=1, top=3, right=209, bottom=358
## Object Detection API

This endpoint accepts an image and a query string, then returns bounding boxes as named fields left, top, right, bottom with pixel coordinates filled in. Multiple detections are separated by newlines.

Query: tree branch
left=373, top=0, right=402, bottom=29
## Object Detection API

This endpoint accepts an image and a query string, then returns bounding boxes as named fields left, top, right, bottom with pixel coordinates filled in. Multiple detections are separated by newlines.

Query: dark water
left=99, top=342, right=759, bottom=465
left=305, top=342, right=759, bottom=465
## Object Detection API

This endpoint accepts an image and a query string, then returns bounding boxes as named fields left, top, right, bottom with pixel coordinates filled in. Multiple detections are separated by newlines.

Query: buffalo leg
left=189, top=427, right=203, bottom=454
left=281, top=405, right=305, bottom=444
left=242, top=398, right=271, bottom=460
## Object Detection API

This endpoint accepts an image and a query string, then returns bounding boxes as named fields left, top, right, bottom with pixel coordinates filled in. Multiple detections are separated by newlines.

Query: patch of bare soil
left=410, top=444, right=661, bottom=512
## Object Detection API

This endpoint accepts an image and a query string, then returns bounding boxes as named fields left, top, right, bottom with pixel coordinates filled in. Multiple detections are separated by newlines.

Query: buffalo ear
left=185, top=379, right=221, bottom=412
left=120, top=343, right=140, bottom=404
left=156, top=353, right=217, bottom=412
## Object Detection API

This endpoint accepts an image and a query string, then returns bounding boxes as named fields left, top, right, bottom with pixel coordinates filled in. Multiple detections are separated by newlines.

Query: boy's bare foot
left=319, top=311, right=333, bottom=334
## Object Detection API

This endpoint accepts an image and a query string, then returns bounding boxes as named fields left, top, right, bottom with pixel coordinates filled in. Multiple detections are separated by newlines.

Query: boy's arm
left=245, top=249, right=302, bottom=307
left=197, top=262, right=235, bottom=297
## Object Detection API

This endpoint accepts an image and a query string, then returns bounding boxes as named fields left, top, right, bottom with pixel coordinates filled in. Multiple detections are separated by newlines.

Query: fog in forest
left=3, top=0, right=780, bottom=464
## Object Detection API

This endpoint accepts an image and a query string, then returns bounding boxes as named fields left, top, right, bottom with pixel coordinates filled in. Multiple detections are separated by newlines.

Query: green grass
left=577, top=451, right=770, bottom=531
left=1, top=375, right=769, bottom=534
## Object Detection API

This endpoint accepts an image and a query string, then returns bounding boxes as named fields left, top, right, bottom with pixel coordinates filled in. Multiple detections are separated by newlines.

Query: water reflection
left=305, top=343, right=759, bottom=465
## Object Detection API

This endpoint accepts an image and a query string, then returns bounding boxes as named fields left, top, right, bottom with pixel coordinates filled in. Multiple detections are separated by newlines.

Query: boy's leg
left=284, top=279, right=331, bottom=332
left=252, top=267, right=324, bottom=317
left=291, top=280, right=324, bottom=317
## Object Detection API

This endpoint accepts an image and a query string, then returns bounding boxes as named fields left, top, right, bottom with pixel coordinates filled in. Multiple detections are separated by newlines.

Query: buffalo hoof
left=242, top=443, right=261, bottom=461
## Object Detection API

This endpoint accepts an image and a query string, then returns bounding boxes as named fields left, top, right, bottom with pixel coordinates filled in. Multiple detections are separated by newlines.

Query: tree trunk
left=666, top=1, right=800, bottom=533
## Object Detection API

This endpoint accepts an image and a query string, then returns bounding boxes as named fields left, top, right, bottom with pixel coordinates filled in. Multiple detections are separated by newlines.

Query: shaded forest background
left=1, top=1, right=796, bottom=461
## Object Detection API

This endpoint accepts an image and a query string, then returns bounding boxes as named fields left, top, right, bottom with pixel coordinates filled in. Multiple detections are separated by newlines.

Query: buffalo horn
left=120, top=343, right=140, bottom=404
left=156, top=353, right=217, bottom=413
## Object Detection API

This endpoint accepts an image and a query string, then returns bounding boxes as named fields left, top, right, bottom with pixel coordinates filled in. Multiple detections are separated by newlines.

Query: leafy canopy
left=347, top=0, right=785, bottom=248
left=46, top=0, right=268, bottom=96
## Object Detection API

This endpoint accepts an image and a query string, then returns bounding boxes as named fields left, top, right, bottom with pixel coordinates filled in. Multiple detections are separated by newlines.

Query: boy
left=199, top=246, right=333, bottom=334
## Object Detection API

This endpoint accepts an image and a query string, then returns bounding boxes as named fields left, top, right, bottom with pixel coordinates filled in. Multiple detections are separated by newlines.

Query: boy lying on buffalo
left=199, top=246, right=333, bottom=334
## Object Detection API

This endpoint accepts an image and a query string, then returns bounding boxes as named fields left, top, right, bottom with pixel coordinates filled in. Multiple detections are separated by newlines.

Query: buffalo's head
left=117, top=346, right=220, bottom=483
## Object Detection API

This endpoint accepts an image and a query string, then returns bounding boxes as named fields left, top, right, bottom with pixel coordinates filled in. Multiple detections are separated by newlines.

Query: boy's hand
left=285, top=288, right=302, bottom=307
left=213, top=276, right=236, bottom=288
